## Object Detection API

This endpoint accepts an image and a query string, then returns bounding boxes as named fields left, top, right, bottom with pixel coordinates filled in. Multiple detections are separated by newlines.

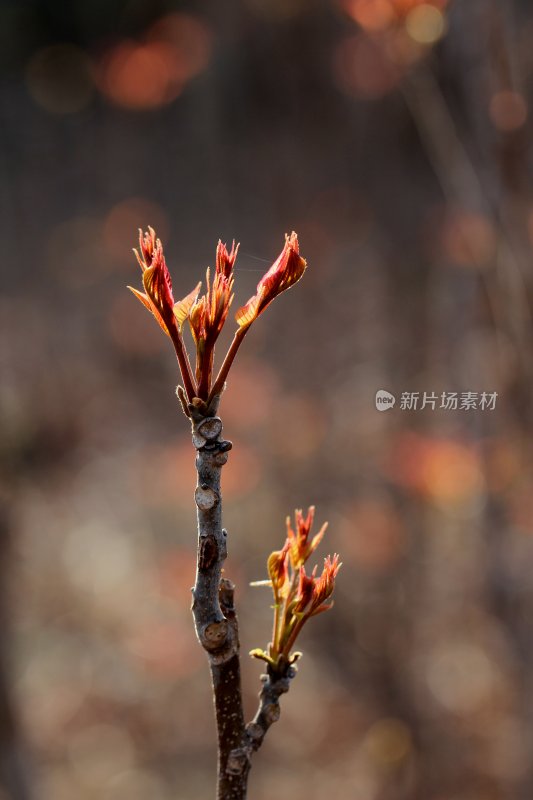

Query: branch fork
left=127, top=229, right=341, bottom=799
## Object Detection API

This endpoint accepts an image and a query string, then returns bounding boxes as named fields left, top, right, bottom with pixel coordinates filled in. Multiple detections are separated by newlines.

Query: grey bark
left=232, top=664, right=296, bottom=764
left=188, top=404, right=295, bottom=799
left=189, top=405, right=249, bottom=799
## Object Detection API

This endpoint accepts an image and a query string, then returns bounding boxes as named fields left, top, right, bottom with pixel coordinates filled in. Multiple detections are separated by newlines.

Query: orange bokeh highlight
left=390, top=0, right=448, bottom=16
left=333, top=34, right=401, bottom=99
left=387, top=432, right=485, bottom=507
left=440, top=210, right=496, bottom=269
left=405, top=4, right=446, bottom=45
left=338, top=0, right=449, bottom=85
left=489, top=90, right=528, bottom=132
left=342, top=0, right=448, bottom=30
left=147, top=13, right=212, bottom=81
left=342, top=0, right=396, bottom=32
left=339, top=499, right=408, bottom=573
left=97, top=41, right=182, bottom=110
left=96, top=13, right=212, bottom=111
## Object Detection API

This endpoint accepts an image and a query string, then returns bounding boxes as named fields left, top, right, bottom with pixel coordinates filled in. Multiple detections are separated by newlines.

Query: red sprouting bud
left=293, top=565, right=318, bottom=615
left=251, top=506, right=341, bottom=672
left=129, top=229, right=306, bottom=405
left=188, top=273, right=229, bottom=373
left=267, top=540, right=290, bottom=601
left=128, top=227, right=175, bottom=336
left=311, top=554, right=342, bottom=614
left=189, top=267, right=235, bottom=345
left=137, top=226, right=157, bottom=268
left=216, top=239, right=239, bottom=280
left=188, top=240, right=238, bottom=396
left=143, top=246, right=174, bottom=319
left=129, top=228, right=202, bottom=403
left=235, top=232, right=307, bottom=329
left=287, top=506, right=328, bottom=569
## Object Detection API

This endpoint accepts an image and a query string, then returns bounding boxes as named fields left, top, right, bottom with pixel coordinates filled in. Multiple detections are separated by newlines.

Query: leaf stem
left=208, top=327, right=249, bottom=405
left=165, top=313, right=197, bottom=401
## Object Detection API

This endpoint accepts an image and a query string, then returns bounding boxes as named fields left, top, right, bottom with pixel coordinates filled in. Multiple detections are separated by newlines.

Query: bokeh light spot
left=26, top=44, right=94, bottom=114
left=333, top=35, right=401, bottom=99
left=419, top=440, right=484, bottom=506
left=339, top=499, right=407, bottom=573
left=388, top=433, right=485, bottom=509
left=440, top=210, right=496, bottom=268
left=147, top=13, right=212, bottom=80
left=96, top=14, right=212, bottom=111
left=97, top=41, right=180, bottom=111
left=363, top=718, right=412, bottom=767
left=426, top=642, right=498, bottom=715
left=392, top=0, right=448, bottom=16
left=405, top=4, right=446, bottom=44
left=342, top=0, right=396, bottom=32
left=489, top=90, right=528, bottom=132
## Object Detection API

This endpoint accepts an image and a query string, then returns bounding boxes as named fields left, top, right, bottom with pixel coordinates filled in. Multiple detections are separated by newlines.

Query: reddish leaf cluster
left=251, top=507, right=341, bottom=673
left=129, top=229, right=307, bottom=409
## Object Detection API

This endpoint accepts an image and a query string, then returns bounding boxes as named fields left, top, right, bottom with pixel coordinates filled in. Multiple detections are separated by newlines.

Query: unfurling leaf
left=235, top=232, right=307, bottom=329
left=174, top=281, right=202, bottom=330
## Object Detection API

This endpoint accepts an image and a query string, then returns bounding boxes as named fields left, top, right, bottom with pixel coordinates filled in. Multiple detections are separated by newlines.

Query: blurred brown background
left=1, top=0, right=533, bottom=798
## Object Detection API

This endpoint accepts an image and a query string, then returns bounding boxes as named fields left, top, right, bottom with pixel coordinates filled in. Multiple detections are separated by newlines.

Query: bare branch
left=224, top=662, right=296, bottom=789
left=190, top=409, right=250, bottom=799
